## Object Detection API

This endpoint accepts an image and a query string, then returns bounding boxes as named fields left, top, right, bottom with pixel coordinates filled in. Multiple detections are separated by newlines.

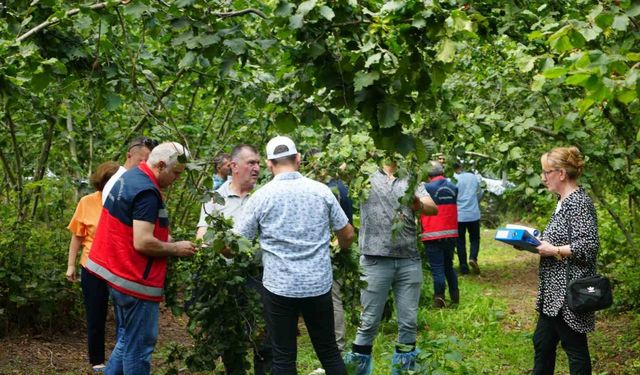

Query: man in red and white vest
left=86, top=142, right=196, bottom=375
left=420, top=160, right=460, bottom=308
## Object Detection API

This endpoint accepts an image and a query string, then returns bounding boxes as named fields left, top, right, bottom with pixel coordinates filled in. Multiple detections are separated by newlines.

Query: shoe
left=450, top=289, right=460, bottom=304
left=469, top=259, right=480, bottom=275
left=92, top=364, right=106, bottom=373
left=343, top=351, right=373, bottom=375
left=391, top=348, right=420, bottom=375
left=432, top=295, right=446, bottom=308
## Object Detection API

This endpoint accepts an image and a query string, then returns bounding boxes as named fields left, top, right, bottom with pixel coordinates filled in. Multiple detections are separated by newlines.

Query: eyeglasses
left=128, top=137, right=158, bottom=152
left=542, top=169, right=559, bottom=177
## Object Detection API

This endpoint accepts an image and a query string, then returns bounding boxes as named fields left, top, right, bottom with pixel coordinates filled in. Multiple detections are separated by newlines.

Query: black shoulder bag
left=564, top=210, right=613, bottom=313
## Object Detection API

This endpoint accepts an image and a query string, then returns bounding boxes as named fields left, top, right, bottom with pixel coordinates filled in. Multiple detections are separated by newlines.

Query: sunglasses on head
left=128, top=137, right=158, bottom=152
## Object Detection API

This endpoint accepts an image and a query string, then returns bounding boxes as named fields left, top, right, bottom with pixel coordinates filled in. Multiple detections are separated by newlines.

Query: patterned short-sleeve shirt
left=233, top=171, right=349, bottom=298
left=359, top=170, right=429, bottom=258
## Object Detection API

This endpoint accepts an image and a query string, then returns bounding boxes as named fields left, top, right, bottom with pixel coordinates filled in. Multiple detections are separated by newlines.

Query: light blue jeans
left=105, top=288, right=159, bottom=375
left=354, top=255, right=423, bottom=346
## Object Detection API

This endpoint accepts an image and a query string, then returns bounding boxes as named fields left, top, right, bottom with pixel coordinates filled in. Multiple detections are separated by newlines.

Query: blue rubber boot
left=343, top=351, right=373, bottom=375
left=390, top=348, right=420, bottom=375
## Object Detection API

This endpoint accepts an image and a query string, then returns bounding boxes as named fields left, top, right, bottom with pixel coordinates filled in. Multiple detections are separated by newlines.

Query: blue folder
left=494, top=228, right=540, bottom=253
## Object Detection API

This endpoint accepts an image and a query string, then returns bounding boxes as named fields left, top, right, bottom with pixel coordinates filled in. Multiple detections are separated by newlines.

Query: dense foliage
left=1, top=0, right=638, bottom=350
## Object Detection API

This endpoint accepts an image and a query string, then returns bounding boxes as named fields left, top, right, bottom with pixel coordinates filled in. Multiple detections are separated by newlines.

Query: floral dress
left=537, top=187, right=599, bottom=333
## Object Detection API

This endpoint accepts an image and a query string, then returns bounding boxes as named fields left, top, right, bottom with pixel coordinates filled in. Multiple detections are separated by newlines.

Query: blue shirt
left=454, top=171, right=482, bottom=222
left=234, top=172, right=349, bottom=298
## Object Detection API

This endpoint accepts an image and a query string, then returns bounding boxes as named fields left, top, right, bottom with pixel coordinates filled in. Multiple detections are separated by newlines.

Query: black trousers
left=533, top=313, right=591, bottom=375
left=456, top=220, right=480, bottom=273
left=81, top=267, right=110, bottom=365
left=262, top=289, right=346, bottom=375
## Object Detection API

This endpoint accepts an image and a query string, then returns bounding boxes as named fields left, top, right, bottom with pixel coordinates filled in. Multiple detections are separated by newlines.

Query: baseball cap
left=266, top=136, right=298, bottom=160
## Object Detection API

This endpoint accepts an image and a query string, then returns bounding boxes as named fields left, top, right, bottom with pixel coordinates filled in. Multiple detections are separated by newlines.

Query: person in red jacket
left=420, top=160, right=460, bottom=308
left=86, top=142, right=196, bottom=375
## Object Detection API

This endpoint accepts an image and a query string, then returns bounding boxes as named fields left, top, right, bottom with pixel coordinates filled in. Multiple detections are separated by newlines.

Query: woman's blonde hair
left=541, top=146, right=585, bottom=180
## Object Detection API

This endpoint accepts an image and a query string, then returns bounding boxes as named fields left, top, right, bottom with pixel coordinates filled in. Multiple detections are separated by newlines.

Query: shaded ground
left=0, top=306, right=190, bottom=374
left=1, top=233, right=638, bottom=374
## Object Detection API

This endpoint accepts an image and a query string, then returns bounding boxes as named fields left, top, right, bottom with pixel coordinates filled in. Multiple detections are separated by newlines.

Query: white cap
left=266, top=136, right=298, bottom=160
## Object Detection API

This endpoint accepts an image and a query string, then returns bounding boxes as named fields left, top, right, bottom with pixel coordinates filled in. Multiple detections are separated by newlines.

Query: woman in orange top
left=66, top=161, right=119, bottom=373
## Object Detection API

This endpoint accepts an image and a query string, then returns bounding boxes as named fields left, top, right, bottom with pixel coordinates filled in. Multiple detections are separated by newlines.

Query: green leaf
left=224, top=38, right=246, bottom=55
left=30, top=72, right=52, bottom=92
left=297, top=0, right=317, bottom=16
left=124, top=2, right=152, bottom=17
left=565, top=73, right=591, bottom=86
left=436, top=38, right=456, bottom=63
left=531, top=74, right=545, bottom=92
left=319, top=5, right=335, bottom=21
left=274, top=113, right=298, bottom=133
left=550, top=35, right=573, bottom=53
left=365, top=53, right=382, bottom=68
left=377, top=101, right=400, bottom=128
left=578, top=25, right=602, bottom=41
left=275, top=2, right=294, bottom=17
left=612, top=15, right=630, bottom=31
left=518, top=56, right=537, bottom=73
left=617, top=90, right=636, bottom=105
left=595, top=13, right=614, bottom=29
left=380, top=1, right=405, bottom=13
left=611, top=158, right=626, bottom=171
left=509, top=147, right=523, bottom=160
left=289, top=14, right=304, bottom=29
left=175, top=0, right=195, bottom=8
left=627, top=52, right=640, bottom=62
left=627, top=3, right=640, bottom=17
left=104, top=92, right=122, bottom=111
left=576, top=98, right=595, bottom=113
left=178, top=51, right=196, bottom=69
left=353, top=71, right=380, bottom=91
left=543, top=67, right=568, bottom=79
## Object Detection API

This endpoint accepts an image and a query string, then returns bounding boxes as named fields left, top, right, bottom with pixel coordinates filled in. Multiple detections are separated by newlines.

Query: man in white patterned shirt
left=234, top=136, right=354, bottom=375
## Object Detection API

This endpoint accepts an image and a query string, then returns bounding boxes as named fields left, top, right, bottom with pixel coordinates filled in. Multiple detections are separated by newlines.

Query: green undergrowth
left=291, top=229, right=636, bottom=375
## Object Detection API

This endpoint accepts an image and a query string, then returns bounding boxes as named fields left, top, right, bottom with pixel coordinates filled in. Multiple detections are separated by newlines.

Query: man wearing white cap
left=234, top=136, right=355, bottom=375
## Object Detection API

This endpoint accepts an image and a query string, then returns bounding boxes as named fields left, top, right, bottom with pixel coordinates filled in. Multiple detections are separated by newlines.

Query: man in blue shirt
left=234, top=136, right=355, bottom=375
left=212, top=152, right=231, bottom=190
left=453, top=162, right=483, bottom=275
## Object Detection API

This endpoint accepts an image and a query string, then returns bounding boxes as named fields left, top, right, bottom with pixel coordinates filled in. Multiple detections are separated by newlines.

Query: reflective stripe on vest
left=84, top=257, right=163, bottom=297
left=420, top=229, right=458, bottom=239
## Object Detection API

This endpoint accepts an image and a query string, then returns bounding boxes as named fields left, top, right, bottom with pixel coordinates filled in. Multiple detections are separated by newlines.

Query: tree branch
left=16, top=1, right=132, bottom=42
left=212, top=8, right=267, bottom=19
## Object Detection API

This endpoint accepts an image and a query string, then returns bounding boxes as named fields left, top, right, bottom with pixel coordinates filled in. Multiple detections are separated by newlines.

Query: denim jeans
left=533, top=313, right=591, bottom=375
left=105, top=288, right=159, bottom=375
left=262, top=289, right=346, bottom=375
left=457, top=220, right=480, bottom=272
left=423, top=239, right=459, bottom=296
left=81, top=267, right=111, bottom=365
left=354, top=255, right=423, bottom=346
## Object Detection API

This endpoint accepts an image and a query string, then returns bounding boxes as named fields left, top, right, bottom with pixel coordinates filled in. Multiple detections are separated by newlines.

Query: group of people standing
left=66, top=137, right=600, bottom=375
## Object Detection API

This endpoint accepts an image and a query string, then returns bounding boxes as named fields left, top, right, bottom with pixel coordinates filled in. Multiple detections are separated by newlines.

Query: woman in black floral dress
left=533, top=146, right=598, bottom=375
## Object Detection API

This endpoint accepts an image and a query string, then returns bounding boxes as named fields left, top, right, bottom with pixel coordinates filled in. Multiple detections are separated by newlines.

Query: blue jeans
left=105, top=289, right=159, bottom=375
left=423, top=239, right=459, bottom=296
left=354, top=255, right=423, bottom=346
left=457, top=220, right=480, bottom=272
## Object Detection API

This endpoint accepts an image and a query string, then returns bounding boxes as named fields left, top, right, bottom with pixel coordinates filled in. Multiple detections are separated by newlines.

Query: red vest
left=420, top=176, right=459, bottom=241
left=86, top=162, right=169, bottom=302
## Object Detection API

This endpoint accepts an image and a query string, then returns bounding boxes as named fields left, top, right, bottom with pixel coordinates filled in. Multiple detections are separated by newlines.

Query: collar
left=430, top=175, right=445, bottom=182
left=273, top=171, right=302, bottom=181
left=138, top=161, right=163, bottom=198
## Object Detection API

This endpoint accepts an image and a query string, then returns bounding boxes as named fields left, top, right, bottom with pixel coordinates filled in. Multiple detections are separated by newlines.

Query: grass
left=291, top=229, right=637, bottom=375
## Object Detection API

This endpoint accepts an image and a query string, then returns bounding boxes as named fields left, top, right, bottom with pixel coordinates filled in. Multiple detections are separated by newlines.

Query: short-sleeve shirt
left=197, top=180, right=251, bottom=227
left=67, top=191, right=103, bottom=267
left=454, top=171, right=482, bottom=222
left=234, top=172, right=349, bottom=298
left=359, top=170, right=429, bottom=258
left=102, top=166, right=126, bottom=204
